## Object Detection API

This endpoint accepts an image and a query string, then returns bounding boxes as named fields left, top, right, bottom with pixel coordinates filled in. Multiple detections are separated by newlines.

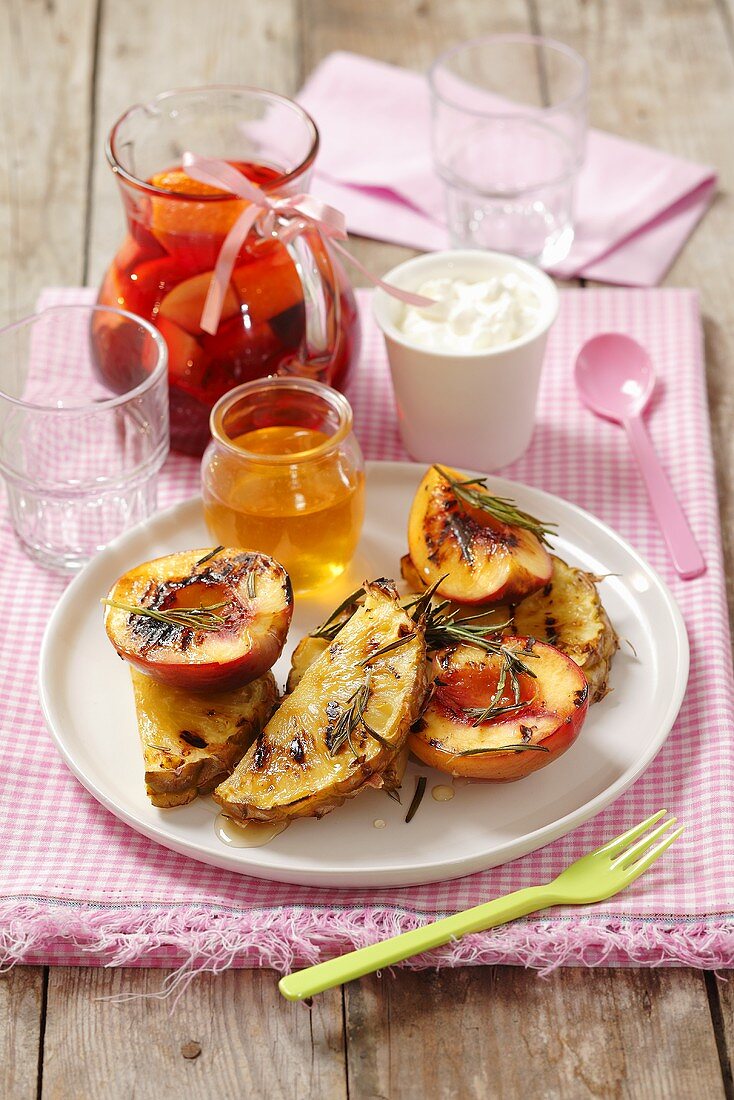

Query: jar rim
left=106, top=85, right=320, bottom=200
left=209, top=377, right=354, bottom=465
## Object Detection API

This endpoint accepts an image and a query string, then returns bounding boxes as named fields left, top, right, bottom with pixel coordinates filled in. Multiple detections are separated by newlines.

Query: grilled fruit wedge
left=214, top=581, right=428, bottom=822
left=409, top=638, right=589, bottom=781
left=131, top=668, right=277, bottom=807
left=408, top=465, right=552, bottom=605
left=514, top=556, right=618, bottom=703
left=400, top=553, right=512, bottom=630
left=104, top=547, right=293, bottom=692
left=286, top=634, right=331, bottom=694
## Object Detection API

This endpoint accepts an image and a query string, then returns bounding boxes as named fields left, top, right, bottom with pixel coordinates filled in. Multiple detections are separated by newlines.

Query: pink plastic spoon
left=574, top=333, right=705, bottom=580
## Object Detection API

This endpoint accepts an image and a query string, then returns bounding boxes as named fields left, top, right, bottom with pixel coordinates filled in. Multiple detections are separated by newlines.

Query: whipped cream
left=399, top=273, right=541, bottom=353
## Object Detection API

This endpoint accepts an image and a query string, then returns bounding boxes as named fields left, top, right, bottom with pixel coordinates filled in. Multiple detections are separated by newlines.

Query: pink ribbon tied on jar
left=181, top=151, right=435, bottom=335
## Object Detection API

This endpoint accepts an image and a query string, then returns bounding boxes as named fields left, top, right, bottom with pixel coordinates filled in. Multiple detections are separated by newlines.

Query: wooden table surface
left=2, top=0, right=734, bottom=1096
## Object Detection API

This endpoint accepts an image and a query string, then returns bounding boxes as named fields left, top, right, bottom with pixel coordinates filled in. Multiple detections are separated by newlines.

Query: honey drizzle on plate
left=431, top=783, right=456, bottom=802
left=215, top=813, right=289, bottom=848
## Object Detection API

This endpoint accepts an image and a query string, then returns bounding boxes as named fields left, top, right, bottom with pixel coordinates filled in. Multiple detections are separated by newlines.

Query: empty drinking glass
left=0, top=304, right=168, bottom=572
left=430, top=35, right=588, bottom=265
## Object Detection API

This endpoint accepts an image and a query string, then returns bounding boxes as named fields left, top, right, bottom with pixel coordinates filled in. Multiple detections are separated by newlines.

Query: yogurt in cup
left=373, top=250, right=558, bottom=470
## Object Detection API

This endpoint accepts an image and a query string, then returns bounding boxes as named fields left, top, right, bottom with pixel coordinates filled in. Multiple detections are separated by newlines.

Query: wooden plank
left=0, top=0, right=97, bottom=321
left=304, top=0, right=530, bottom=73
left=0, top=968, right=45, bottom=1100
left=707, top=972, right=734, bottom=1098
left=85, top=0, right=300, bottom=285
left=41, top=967, right=346, bottom=1099
left=343, top=966, right=725, bottom=1099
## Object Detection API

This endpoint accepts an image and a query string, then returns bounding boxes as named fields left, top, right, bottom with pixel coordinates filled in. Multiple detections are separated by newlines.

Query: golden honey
left=202, top=380, right=365, bottom=592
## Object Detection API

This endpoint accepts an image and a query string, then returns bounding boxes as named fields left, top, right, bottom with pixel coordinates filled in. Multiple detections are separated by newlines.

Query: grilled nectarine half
left=407, top=465, right=553, bottom=605
left=409, top=636, right=589, bottom=781
left=103, top=547, right=293, bottom=692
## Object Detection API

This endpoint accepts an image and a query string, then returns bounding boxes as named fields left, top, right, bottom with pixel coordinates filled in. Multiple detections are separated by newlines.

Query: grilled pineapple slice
left=131, top=668, right=277, bottom=807
left=214, top=581, right=428, bottom=822
left=513, top=556, right=618, bottom=703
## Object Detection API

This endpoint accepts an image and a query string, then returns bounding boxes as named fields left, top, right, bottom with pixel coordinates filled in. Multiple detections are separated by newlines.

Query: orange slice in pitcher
left=149, top=169, right=248, bottom=251
left=157, top=318, right=207, bottom=395
left=231, top=248, right=303, bottom=325
left=158, top=271, right=240, bottom=335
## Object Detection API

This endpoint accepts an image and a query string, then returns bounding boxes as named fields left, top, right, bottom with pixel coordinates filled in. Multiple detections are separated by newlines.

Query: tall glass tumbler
left=0, top=305, right=168, bottom=572
left=430, top=36, right=588, bottom=265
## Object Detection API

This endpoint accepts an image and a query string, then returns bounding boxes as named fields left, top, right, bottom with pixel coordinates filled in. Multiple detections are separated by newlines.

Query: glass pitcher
left=97, top=86, right=360, bottom=455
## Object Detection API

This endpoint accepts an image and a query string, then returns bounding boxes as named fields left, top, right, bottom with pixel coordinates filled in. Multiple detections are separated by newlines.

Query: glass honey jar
left=201, top=378, right=365, bottom=592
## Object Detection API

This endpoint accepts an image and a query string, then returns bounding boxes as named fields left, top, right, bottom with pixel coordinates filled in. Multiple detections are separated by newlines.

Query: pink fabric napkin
left=1, top=285, right=733, bottom=980
left=298, top=52, right=716, bottom=286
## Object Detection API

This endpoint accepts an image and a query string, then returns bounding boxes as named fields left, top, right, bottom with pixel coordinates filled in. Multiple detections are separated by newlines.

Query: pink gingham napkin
left=298, top=53, right=716, bottom=287
left=2, top=285, right=733, bottom=976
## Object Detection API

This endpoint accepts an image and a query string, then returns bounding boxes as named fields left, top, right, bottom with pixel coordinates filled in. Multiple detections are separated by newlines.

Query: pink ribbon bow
left=181, top=151, right=435, bottom=335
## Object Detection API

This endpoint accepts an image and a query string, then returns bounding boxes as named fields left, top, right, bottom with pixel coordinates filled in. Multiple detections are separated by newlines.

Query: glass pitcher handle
left=279, top=219, right=341, bottom=383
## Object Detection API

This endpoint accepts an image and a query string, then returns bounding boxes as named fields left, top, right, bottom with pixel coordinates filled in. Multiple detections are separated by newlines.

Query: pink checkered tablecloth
left=2, top=286, right=733, bottom=977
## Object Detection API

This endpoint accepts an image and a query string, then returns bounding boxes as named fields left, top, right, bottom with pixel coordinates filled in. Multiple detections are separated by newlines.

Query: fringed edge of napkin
left=2, top=900, right=734, bottom=1000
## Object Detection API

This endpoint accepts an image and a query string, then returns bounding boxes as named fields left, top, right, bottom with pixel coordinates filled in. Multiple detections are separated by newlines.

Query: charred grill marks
left=574, top=685, right=589, bottom=707
left=253, top=741, right=269, bottom=769
left=180, top=730, right=207, bottom=748
left=290, top=736, right=306, bottom=764
left=444, top=506, right=476, bottom=565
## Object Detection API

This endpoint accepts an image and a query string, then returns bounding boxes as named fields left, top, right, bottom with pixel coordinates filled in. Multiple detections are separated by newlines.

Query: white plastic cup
left=373, top=250, right=558, bottom=471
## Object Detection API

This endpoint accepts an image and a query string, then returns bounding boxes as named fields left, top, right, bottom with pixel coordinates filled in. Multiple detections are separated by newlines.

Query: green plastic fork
left=278, top=810, right=683, bottom=1002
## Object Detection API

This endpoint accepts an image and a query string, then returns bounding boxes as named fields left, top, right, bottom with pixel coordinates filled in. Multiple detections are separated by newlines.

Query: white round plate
left=39, top=461, right=689, bottom=887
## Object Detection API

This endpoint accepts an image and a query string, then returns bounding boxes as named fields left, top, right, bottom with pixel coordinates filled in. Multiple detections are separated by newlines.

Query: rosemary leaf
left=247, top=569, right=257, bottom=599
left=361, top=633, right=416, bottom=665
left=463, top=701, right=528, bottom=726
left=405, top=776, right=427, bottom=823
left=195, top=545, right=224, bottom=567
left=405, top=575, right=448, bottom=622
left=362, top=720, right=393, bottom=750
left=385, top=787, right=402, bottom=805
left=457, top=744, right=550, bottom=756
left=313, top=586, right=366, bottom=640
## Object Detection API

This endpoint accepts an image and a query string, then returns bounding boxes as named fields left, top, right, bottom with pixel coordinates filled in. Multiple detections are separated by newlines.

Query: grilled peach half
left=408, top=465, right=552, bottom=605
left=409, top=637, right=589, bottom=781
left=104, top=547, right=293, bottom=692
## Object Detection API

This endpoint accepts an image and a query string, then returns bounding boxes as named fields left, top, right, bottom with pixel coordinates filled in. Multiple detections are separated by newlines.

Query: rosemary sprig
left=361, top=632, right=417, bottom=665
left=195, top=545, right=224, bottom=567
left=101, top=597, right=227, bottom=632
left=405, top=594, right=538, bottom=725
left=462, top=702, right=528, bottom=722
left=433, top=465, right=556, bottom=546
left=361, top=719, right=393, bottom=749
left=313, top=586, right=366, bottom=640
left=329, top=670, right=379, bottom=757
left=405, top=776, right=427, bottom=823
left=408, top=594, right=529, bottom=669
left=456, top=744, right=550, bottom=757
